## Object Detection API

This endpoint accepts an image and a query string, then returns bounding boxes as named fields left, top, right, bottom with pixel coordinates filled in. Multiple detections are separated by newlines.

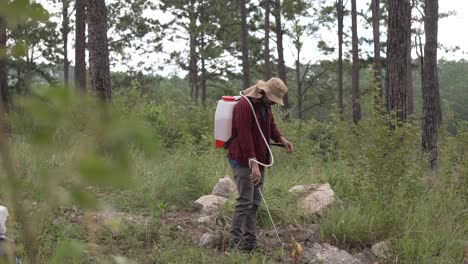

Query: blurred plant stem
left=0, top=103, right=38, bottom=263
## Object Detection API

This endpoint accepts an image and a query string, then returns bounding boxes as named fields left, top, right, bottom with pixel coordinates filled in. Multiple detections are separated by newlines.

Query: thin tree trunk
left=351, top=0, right=361, bottom=124
left=422, top=0, right=441, bottom=169
left=75, top=0, right=86, bottom=93
left=87, top=0, right=112, bottom=101
left=25, top=49, right=32, bottom=95
left=62, top=0, right=70, bottom=88
left=201, top=30, right=207, bottom=105
left=296, top=57, right=302, bottom=119
left=337, top=0, right=344, bottom=120
left=240, top=0, right=250, bottom=88
left=189, top=0, right=198, bottom=102
left=371, top=0, right=382, bottom=106
left=386, top=0, right=410, bottom=123
left=0, top=17, right=8, bottom=109
left=263, top=0, right=271, bottom=80
left=274, top=0, right=288, bottom=108
left=407, top=3, right=414, bottom=116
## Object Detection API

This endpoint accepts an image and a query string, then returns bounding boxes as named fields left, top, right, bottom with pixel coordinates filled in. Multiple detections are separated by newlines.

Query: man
left=226, top=77, right=293, bottom=252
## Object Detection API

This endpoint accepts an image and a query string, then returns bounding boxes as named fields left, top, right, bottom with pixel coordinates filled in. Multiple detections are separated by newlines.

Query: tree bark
left=0, top=17, right=8, bottom=109
left=337, top=0, right=344, bottom=120
left=296, top=57, right=302, bottom=119
left=75, top=0, right=86, bottom=93
left=386, top=0, right=411, bottom=123
left=351, top=0, right=361, bottom=124
left=240, top=0, right=251, bottom=88
left=87, top=0, right=112, bottom=101
left=422, top=0, right=441, bottom=169
left=406, top=3, right=414, bottom=116
left=274, top=0, right=288, bottom=108
left=189, top=0, right=199, bottom=102
left=62, top=0, right=70, bottom=88
left=371, top=0, right=383, bottom=105
left=263, top=0, right=271, bottom=80
left=201, top=29, right=207, bottom=105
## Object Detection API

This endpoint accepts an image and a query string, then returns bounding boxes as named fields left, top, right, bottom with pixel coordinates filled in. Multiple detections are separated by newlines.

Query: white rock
left=371, top=241, right=391, bottom=259
left=211, top=177, right=237, bottom=198
left=289, top=183, right=335, bottom=214
left=301, top=243, right=362, bottom=264
left=0, top=206, right=8, bottom=235
left=199, top=232, right=215, bottom=247
left=193, top=195, right=228, bottom=214
left=197, top=216, right=213, bottom=223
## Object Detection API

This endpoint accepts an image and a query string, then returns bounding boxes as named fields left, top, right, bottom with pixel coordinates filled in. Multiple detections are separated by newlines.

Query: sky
left=40, top=0, right=468, bottom=76
left=142, top=0, right=468, bottom=77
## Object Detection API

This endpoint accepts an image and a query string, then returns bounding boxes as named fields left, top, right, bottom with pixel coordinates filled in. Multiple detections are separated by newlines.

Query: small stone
left=0, top=206, right=8, bottom=235
left=301, top=243, right=362, bottom=264
left=199, top=232, right=215, bottom=248
left=212, top=177, right=237, bottom=198
left=371, top=241, right=391, bottom=259
left=193, top=195, right=228, bottom=214
left=197, top=216, right=213, bottom=223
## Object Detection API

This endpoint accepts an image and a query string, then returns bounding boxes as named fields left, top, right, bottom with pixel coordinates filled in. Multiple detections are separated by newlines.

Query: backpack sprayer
left=214, top=92, right=286, bottom=261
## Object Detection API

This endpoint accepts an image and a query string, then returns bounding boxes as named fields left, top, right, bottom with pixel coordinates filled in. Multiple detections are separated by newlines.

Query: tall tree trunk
left=0, top=17, right=8, bottom=109
left=75, top=0, right=86, bottom=93
left=351, top=0, right=361, bottom=124
left=189, top=0, right=198, bottom=102
left=201, top=30, right=207, bottom=105
left=25, top=49, right=32, bottom=95
left=386, top=0, right=411, bottom=123
left=263, top=0, right=271, bottom=80
left=274, top=0, right=288, bottom=108
left=62, top=0, right=70, bottom=88
left=371, top=0, right=382, bottom=105
left=87, top=0, right=111, bottom=101
left=296, top=56, right=302, bottom=119
left=407, top=3, right=414, bottom=116
left=240, top=0, right=250, bottom=88
left=337, top=0, right=344, bottom=120
left=422, top=0, right=441, bottom=169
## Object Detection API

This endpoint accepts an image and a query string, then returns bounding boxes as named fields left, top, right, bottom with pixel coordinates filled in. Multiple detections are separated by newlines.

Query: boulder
left=0, top=206, right=8, bottom=236
left=301, top=243, right=362, bottom=264
left=193, top=195, right=228, bottom=214
left=289, top=184, right=335, bottom=214
left=372, top=241, right=391, bottom=259
left=211, top=177, right=236, bottom=198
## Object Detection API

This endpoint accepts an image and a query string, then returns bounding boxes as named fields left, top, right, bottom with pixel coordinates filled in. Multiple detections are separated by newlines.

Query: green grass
left=1, top=90, right=466, bottom=263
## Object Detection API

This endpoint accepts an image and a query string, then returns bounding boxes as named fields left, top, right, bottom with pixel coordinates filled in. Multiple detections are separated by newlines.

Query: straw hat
left=242, top=77, right=288, bottom=106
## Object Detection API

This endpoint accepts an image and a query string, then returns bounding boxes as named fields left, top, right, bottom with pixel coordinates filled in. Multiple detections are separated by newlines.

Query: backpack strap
left=223, top=97, right=256, bottom=149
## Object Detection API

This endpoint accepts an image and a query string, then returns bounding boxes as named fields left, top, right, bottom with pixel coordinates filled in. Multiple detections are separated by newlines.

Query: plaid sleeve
left=234, top=99, right=257, bottom=159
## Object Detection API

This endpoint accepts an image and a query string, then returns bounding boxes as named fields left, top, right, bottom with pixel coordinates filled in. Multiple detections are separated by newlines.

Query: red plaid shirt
left=227, top=96, right=282, bottom=168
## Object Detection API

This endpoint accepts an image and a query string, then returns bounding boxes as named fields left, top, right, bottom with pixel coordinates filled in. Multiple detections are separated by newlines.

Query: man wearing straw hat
left=226, top=77, right=294, bottom=252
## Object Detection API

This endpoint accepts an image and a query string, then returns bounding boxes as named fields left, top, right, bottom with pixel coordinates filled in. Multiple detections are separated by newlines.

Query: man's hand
left=280, top=137, right=294, bottom=154
left=249, top=161, right=261, bottom=186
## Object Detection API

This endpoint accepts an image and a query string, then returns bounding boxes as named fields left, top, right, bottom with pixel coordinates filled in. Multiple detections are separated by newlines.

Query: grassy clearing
left=0, top=90, right=466, bottom=263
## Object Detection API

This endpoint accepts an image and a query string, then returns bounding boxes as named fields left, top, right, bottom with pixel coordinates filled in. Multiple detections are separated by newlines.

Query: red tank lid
left=222, top=96, right=236, bottom=102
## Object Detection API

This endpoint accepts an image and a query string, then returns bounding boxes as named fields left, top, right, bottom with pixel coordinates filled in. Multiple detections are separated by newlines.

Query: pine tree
left=74, top=0, right=86, bottom=93
left=87, top=0, right=111, bottom=100
left=351, top=0, right=361, bottom=124
left=422, top=0, right=441, bottom=168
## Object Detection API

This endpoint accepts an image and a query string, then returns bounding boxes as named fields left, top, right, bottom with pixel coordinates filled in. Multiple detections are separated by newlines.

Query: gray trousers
left=230, top=166, right=264, bottom=247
